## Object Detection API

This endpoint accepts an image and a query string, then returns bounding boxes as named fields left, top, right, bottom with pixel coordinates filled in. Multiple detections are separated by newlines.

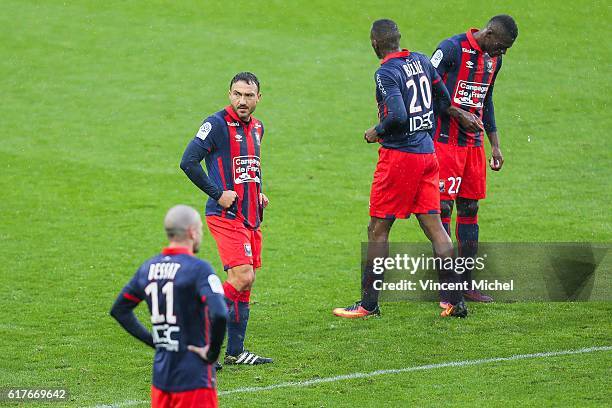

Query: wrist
left=447, top=105, right=461, bottom=117
left=374, top=124, right=385, bottom=136
left=206, top=349, right=219, bottom=363
left=211, top=189, right=223, bottom=201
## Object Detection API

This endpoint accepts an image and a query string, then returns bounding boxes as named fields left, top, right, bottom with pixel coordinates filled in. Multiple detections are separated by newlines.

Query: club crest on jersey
left=244, top=243, right=252, bottom=257
left=254, top=131, right=261, bottom=145
left=439, top=180, right=445, bottom=193
left=486, top=60, right=494, bottom=73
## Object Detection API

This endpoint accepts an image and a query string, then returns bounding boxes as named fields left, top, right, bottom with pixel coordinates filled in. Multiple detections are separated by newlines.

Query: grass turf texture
left=1, top=0, right=610, bottom=406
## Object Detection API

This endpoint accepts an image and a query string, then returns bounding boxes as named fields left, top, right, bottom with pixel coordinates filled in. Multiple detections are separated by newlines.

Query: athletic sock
left=441, top=217, right=451, bottom=237
left=361, top=263, right=379, bottom=311
left=437, top=257, right=463, bottom=305
left=223, top=281, right=250, bottom=356
left=456, top=215, right=479, bottom=285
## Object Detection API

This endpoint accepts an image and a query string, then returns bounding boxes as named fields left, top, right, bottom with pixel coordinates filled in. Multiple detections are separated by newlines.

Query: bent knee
left=456, top=198, right=479, bottom=217
left=440, top=200, right=454, bottom=219
left=367, top=218, right=392, bottom=242
left=228, top=265, right=255, bottom=291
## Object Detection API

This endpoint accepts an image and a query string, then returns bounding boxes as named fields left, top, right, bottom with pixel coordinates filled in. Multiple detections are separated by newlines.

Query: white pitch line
left=92, top=346, right=612, bottom=407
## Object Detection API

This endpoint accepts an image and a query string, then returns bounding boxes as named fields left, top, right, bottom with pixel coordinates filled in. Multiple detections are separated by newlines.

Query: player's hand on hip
left=218, top=190, right=238, bottom=209
left=259, top=193, right=269, bottom=208
left=490, top=147, right=504, bottom=171
left=364, top=126, right=380, bottom=143
left=188, top=345, right=213, bottom=362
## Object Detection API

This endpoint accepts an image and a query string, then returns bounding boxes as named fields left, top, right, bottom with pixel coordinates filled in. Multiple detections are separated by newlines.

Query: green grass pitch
left=1, top=0, right=610, bottom=406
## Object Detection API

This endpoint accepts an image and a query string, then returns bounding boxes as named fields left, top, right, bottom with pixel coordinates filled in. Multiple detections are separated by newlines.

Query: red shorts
left=206, top=215, right=262, bottom=271
left=151, top=386, right=217, bottom=408
left=435, top=142, right=486, bottom=201
left=369, top=148, right=440, bottom=219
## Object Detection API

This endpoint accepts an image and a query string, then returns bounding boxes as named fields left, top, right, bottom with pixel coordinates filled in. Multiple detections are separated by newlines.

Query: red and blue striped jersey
left=431, top=29, right=502, bottom=147
left=118, top=247, right=227, bottom=392
left=193, top=107, right=264, bottom=230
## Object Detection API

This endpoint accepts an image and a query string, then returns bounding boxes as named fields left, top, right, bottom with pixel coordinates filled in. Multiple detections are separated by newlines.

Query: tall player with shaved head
left=431, top=15, right=518, bottom=306
left=111, top=205, right=228, bottom=408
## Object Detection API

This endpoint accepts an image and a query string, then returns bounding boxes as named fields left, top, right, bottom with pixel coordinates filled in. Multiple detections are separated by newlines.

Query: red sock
left=441, top=217, right=451, bottom=236
left=222, top=281, right=240, bottom=302
left=238, top=290, right=251, bottom=303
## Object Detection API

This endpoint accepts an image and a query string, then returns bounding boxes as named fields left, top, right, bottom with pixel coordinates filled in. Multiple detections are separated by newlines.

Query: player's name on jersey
left=401, top=59, right=425, bottom=77
left=148, top=262, right=181, bottom=280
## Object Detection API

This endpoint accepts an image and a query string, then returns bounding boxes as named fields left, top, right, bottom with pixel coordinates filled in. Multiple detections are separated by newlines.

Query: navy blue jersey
left=118, top=247, right=227, bottom=392
left=431, top=29, right=502, bottom=147
left=374, top=49, right=446, bottom=153
left=192, top=107, right=264, bottom=230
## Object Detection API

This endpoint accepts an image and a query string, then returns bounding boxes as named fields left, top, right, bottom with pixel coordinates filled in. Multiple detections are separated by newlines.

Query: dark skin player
left=363, top=28, right=483, bottom=264
left=442, top=19, right=516, bottom=239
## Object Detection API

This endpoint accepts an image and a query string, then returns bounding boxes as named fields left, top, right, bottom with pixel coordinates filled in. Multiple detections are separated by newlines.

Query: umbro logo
left=466, top=61, right=474, bottom=69
left=234, top=134, right=243, bottom=142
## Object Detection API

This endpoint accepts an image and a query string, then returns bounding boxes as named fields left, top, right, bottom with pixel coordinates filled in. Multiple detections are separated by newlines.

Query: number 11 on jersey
left=145, top=281, right=177, bottom=324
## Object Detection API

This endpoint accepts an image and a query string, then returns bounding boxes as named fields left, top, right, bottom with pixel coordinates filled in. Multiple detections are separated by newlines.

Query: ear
left=187, top=225, right=196, bottom=240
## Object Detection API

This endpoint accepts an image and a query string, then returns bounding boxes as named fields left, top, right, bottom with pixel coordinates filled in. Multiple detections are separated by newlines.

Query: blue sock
left=456, top=216, right=479, bottom=284
left=223, top=282, right=250, bottom=356
left=361, top=264, right=379, bottom=311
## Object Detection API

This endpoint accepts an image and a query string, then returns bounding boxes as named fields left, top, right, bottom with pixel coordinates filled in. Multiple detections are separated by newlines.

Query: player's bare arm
left=487, top=131, right=504, bottom=170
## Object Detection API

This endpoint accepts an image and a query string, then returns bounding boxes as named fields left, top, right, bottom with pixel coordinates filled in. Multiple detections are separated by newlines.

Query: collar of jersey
left=466, top=28, right=482, bottom=52
left=162, top=246, right=193, bottom=256
left=225, top=105, right=252, bottom=125
left=380, top=49, right=411, bottom=65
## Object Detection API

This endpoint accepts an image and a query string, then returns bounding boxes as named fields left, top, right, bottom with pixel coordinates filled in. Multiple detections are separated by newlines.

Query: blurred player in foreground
left=111, top=205, right=228, bottom=408
left=431, top=15, right=518, bottom=306
left=333, top=19, right=483, bottom=319
left=181, top=72, right=272, bottom=365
